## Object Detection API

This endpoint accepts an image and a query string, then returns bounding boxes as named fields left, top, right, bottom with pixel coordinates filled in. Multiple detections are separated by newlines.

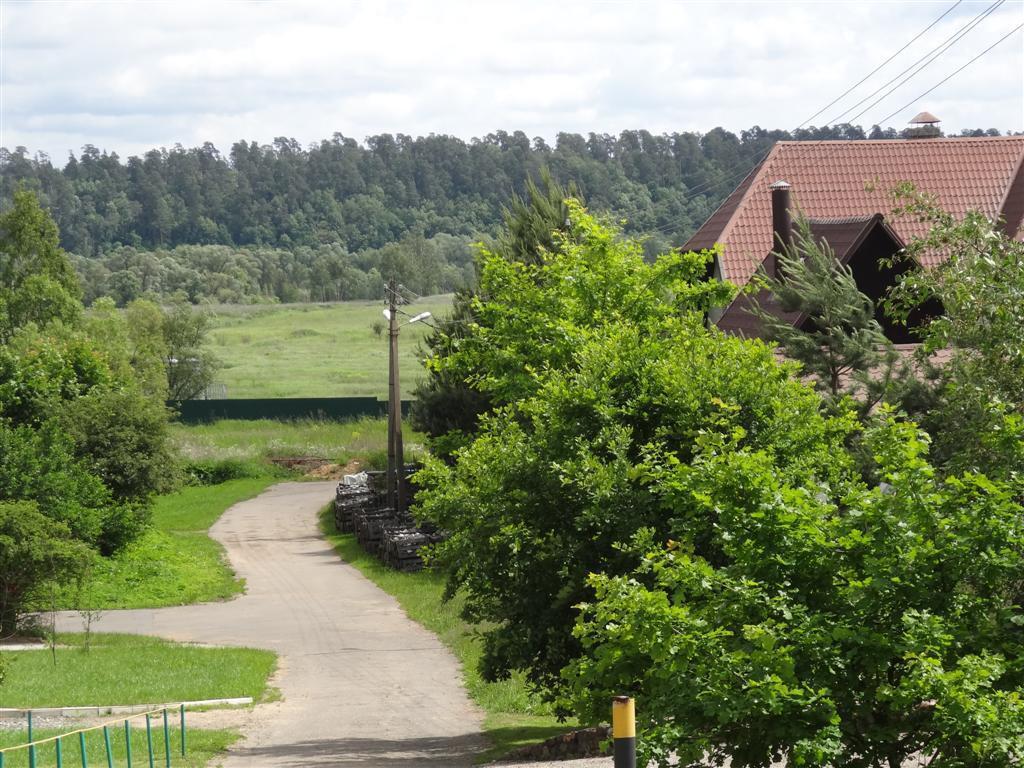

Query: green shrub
left=0, top=421, right=114, bottom=549
left=0, top=501, right=92, bottom=635
left=182, top=458, right=269, bottom=486
left=59, top=387, right=175, bottom=505
left=566, top=415, right=1024, bottom=767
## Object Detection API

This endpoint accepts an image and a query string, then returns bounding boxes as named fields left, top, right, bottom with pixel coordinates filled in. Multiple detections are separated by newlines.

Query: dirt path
left=57, top=481, right=487, bottom=766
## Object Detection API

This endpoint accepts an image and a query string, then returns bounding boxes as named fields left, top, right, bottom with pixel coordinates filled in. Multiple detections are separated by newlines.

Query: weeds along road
left=57, top=481, right=487, bottom=766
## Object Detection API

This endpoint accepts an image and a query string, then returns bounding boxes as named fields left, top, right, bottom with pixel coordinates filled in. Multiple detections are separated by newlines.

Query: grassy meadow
left=170, top=416, right=424, bottom=468
left=0, top=633, right=276, bottom=708
left=206, top=295, right=453, bottom=398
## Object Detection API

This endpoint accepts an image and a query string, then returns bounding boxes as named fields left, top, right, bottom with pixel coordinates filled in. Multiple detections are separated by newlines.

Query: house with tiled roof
left=683, top=131, right=1024, bottom=340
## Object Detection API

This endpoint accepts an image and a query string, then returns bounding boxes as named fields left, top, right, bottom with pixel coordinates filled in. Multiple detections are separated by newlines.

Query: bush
left=415, top=202, right=833, bottom=694
left=0, top=501, right=92, bottom=636
left=59, top=387, right=175, bottom=504
left=0, top=420, right=114, bottom=549
left=182, top=458, right=268, bottom=486
left=566, top=415, right=1024, bottom=768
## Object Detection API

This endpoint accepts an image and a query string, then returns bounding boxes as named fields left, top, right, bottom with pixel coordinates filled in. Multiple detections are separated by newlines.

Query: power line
left=833, top=0, right=1007, bottom=128
left=648, top=0, right=1012, bottom=238
left=645, top=0, right=970, bottom=219
left=799, top=0, right=964, bottom=128
left=873, top=22, right=1024, bottom=128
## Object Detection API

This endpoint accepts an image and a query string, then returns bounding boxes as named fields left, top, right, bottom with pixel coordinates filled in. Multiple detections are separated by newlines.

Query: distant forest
left=0, top=124, right=1005, bottom=305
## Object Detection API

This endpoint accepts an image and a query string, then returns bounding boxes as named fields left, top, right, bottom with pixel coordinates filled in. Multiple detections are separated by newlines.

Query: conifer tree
left=752, top=220, right=900, bottom=416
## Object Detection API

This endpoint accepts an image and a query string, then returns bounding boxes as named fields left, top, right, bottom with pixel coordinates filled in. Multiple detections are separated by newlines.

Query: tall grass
left=170, top=417, right=424, bottom=469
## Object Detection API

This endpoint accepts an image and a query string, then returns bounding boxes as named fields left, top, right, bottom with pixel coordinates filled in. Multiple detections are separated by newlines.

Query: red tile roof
left=684, top=136, right=1024, bottom=289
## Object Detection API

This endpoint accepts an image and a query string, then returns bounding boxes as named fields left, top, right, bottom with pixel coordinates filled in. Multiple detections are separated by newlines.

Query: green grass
left=0, top=725, right=237, bottom=768
left=0, top=633, right=276, bottom=708
left=170, top=416, right=423, bottom=468
left=62, top=478, right=277, bottom=610
left=206, top=295, right=453, bottom=398
left=318, top=508, right=575, bottom=762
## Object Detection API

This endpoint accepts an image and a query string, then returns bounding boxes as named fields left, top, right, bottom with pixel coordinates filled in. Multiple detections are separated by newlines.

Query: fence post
left=145, top=714, right=154, bottom=768
left=162, top=709, right=171, bottom=768
left=179, top=704, right=186, bottom=757
left=124, top=720, right=132, bottom=768
left=79, top=731, right=88, bottom=768
left=103, top=725, right=113, bottom=768
left=56, top=736, right=63, bottom=768
left=27, top=710, right=36, bottom=768
left=612, top=696, right=636, bottom=768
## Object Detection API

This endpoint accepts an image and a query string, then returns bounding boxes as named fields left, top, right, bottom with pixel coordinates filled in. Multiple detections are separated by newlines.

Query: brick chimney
left=767, top=180, right=792, bottom=277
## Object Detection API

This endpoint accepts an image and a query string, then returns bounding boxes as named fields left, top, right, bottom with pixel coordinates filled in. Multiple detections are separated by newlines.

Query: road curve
left=57, top=481, right=486, bottom=766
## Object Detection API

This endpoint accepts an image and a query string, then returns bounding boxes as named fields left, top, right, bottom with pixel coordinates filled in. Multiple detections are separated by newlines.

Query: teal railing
left=0, top=705, right=187, bottom=768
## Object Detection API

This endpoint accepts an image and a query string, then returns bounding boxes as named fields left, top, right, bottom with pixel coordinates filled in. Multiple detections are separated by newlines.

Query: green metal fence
left=0, top=706, right=187, bottom=768
left=171, top=396, right=413, bottom=423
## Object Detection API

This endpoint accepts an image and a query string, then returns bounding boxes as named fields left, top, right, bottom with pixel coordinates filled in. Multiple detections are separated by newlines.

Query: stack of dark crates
left=333, top=467, right=445, bottom=572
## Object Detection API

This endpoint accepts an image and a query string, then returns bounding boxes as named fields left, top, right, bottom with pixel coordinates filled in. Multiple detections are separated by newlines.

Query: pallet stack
left=332, top=466, right=444, bottom=572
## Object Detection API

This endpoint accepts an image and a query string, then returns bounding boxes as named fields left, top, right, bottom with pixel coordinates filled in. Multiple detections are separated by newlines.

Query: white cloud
left=1, top=0, right=1021, bottom=160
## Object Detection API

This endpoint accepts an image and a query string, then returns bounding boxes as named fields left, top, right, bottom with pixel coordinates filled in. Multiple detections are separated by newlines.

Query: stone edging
left=0, top=697, right=253, bottom=719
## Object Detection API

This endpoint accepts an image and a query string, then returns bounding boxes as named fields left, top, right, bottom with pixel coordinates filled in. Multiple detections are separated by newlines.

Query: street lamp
left=384, top=278, right=432, bottom=513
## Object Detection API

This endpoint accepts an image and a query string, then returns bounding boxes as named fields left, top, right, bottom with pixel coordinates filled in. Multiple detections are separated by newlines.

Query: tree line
left=0, top=124, right=1004, bottom=305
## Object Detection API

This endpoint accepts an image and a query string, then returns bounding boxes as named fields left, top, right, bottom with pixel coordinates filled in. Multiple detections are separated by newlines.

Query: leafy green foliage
left=0, top=188, right=81, bottom=339
left=412, top=170, right=576, bottom=459
left=413, top=205, right=853, bottom=693
left=1, top=126, right=898, bottom=306
left=0, top=421, right=114, bottom=547
left=567, top=414, right=1024, bottom=767
left=886, top=185, right=1024, bottom=479
left=0, top=329, right=111, bottom=426
left=432, top=200, right=733, bottom=405
left=753, top=219, right=901, bottom=417
left=59, top=388, right=174, bottom=548
left=84, top=298, right=169, bottom=399
left=0, top=501, right=92, bottom=636
left=163, top=304, right=220, bottom=400
left=0, top=191, right=176, bottom=630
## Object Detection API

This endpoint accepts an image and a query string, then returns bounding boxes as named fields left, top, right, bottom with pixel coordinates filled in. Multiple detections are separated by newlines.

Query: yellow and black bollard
left=612, top=695, right=636, bottom=768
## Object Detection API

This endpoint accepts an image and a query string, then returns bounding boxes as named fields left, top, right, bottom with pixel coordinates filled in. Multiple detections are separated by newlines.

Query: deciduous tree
left=567, top=414, right=1024, bottom=768
left=0, top=188, right=81, bottom=339
left=886, top=185, right=1024, bottom=478
left=415, top=205, right=843, bottom=694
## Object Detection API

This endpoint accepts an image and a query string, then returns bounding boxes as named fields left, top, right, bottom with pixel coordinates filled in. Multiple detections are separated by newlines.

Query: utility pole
left=385, top=277, right=406, bottom=513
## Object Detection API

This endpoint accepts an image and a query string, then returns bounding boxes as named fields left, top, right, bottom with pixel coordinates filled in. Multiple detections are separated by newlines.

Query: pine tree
left=752, top=220, right=900, bottom=416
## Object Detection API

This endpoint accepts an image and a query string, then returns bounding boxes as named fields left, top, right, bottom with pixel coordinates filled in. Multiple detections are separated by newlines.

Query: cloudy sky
left=1, top=0, right=1022, bottom=162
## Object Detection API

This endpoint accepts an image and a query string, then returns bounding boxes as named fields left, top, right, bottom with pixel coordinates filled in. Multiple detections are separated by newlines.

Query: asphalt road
left=57, top=481, right=487, bottom=767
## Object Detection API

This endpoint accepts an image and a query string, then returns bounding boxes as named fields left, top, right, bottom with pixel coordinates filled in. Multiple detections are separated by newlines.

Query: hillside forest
left=0, top=124, right=1004, bottom=305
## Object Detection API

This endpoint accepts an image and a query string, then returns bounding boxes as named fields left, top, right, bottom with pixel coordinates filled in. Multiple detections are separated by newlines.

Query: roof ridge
left=807, top=214, right=880, bottom=224
left=776, top=136, right=1024, bottom=147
